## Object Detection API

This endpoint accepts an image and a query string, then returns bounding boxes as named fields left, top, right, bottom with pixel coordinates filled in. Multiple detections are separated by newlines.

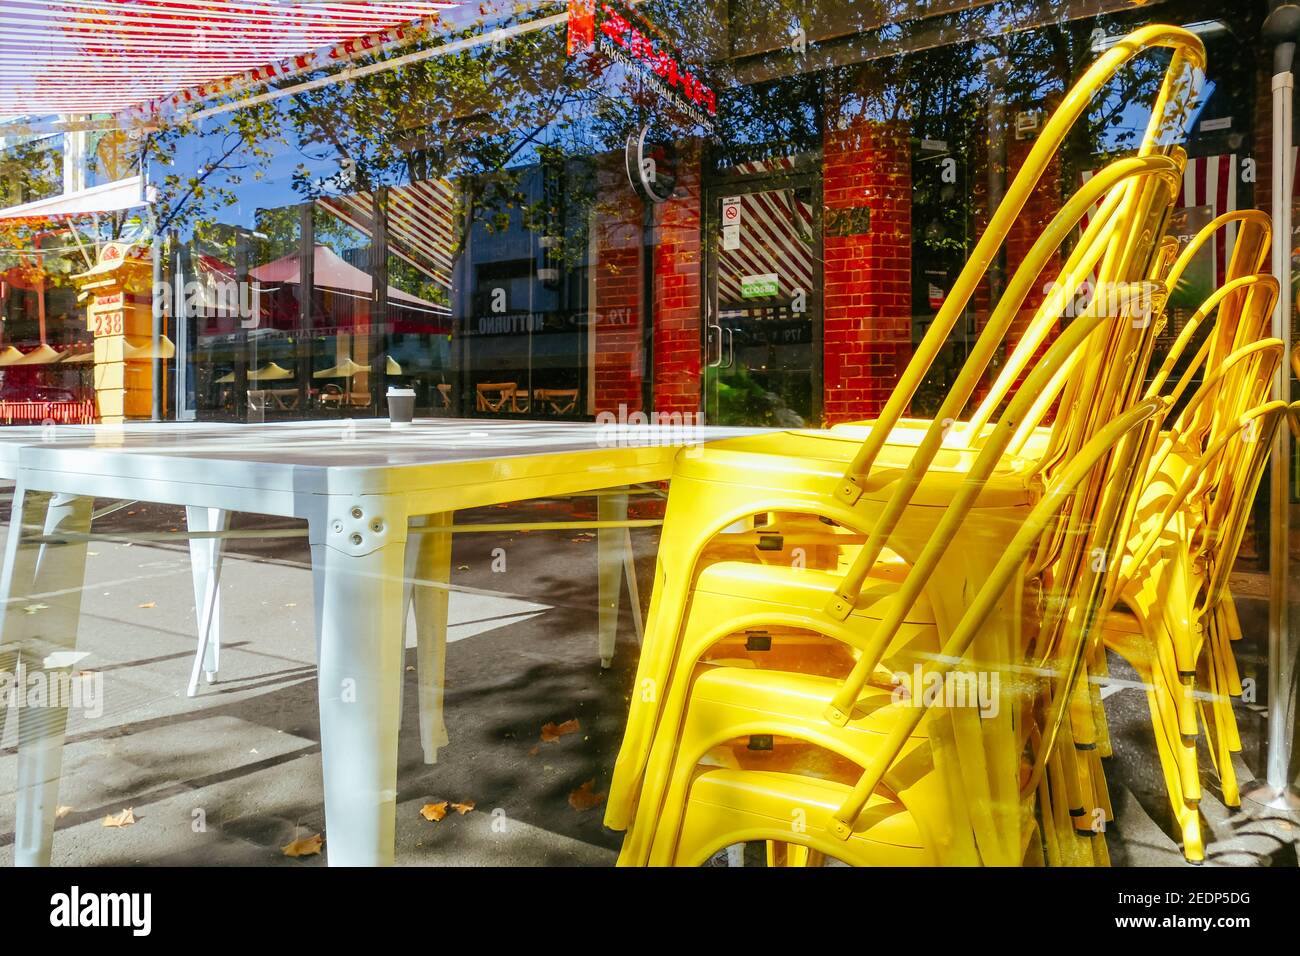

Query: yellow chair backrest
left=835, top=24, right=1207, bottom=509
left=990, top=211, right=1272, bottom=454
left=1119, top=402, right=1287, bottom=615
left=826, top=397, right=1169, bottom=842
left=823, top=300, right=1162, bottom=719
left=821, top=27, right=1206, bottom=632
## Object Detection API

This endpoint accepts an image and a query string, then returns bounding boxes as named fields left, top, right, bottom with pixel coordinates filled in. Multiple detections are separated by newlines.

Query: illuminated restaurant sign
left=567, top=0, right=717, bottom=132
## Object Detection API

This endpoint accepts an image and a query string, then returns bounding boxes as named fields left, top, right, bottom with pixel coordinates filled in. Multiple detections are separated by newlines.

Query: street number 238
left=93, top=313, right=123, bottom=336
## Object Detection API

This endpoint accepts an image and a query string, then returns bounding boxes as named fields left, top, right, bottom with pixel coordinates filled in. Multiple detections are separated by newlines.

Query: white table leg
left=623, top=526, right=644, bottom=643
left=597, top=490, right=628, bottom=669
left=186, top=507, right=229, bottom=694
left=309, top=495, right=408, bottom=866
left=0, top=488, right=51, bottom=759
left=8, top=489, right=93, bottom=866
left=408, top=514, right=452, bottom=765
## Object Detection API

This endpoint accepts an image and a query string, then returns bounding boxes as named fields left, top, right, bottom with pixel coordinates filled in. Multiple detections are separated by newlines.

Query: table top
left=0, top=418, right=769, bottom=514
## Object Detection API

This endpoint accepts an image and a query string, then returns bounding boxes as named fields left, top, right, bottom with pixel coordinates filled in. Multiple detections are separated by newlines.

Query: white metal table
left=0, top=418, right=760, bottom=866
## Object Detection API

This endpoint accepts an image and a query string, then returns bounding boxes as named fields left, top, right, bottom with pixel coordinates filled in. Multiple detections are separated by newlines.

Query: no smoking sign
left=721, top=197, right=742, bottom=250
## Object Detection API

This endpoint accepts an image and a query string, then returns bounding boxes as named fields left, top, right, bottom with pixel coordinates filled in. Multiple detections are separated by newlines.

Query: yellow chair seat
left=830, top=418, right=1056, bottom=461
left=675, top=429, right=1039, bottom=509
left=694, top=560, right=938, bottom=625
left=670, top=768, right=933, bottom=866
left=690, top=665, right=932, bottom=741
left=623, top=661, right=1005, bottom=868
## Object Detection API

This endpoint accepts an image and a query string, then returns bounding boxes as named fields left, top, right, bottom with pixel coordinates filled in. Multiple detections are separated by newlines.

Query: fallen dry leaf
left=568, top=780, right=607, bottom=811
left=55, top=806, right=73, bottom=819
left=281, top=832, right=323, bottom=857
left=137, top=601, right=156, bottom=609
left=103, top=808, right=135, bottom=828
left=527, top=745, right=541, bottom=757
left=541, top=718, right=580, bottom=743
left=450, top=800, right=475, bottom=815
left=420, top=801, right=449, bottom=822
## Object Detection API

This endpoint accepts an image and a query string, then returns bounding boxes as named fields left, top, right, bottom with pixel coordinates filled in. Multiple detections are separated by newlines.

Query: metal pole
left=150, top=224, right=163, bottom=421
left=1245, top=1, right=1300, bottom=812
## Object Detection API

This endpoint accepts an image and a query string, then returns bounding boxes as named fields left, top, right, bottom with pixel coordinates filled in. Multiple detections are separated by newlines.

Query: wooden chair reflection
left=318, top=384, right=344, bottom=409
left=248, top=388, right=301, bottom=412
left=476, top=381, right=516, bottom=413
left=535, top=388, right=578, bottom=415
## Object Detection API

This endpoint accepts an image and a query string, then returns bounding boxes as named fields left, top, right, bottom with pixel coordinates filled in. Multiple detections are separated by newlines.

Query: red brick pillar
left=822, top=119, right=912, bottom=424
left=591, top=159, right=644, bottom=417
left=652, top=145, right=703, bottom=416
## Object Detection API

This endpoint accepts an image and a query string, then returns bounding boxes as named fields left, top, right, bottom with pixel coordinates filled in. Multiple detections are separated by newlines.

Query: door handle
left=722, top=327, right=735, bottom=369
left=707, top=324, right=724, bottom=367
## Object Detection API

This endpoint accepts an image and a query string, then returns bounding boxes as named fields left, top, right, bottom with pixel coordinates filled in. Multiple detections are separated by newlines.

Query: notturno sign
left=567, top=0, right=717, bottom=133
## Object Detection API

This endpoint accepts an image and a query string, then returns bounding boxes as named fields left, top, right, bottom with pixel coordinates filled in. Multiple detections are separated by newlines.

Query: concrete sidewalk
left=0, top=495, right=1296, bottom=866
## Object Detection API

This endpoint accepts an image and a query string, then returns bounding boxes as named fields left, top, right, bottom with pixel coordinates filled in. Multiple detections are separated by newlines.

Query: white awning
left=0, top=175, right=144, bottom=222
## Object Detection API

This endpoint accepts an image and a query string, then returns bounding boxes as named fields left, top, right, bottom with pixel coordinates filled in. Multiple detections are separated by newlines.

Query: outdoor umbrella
left=124, top=335, right=176, bottom=360
left=0, top=346, right=26, bottom=366
left=251, top=244, right=445, bottom=333
left=12, top=343, right=61, bottom=365
left=313, top=356, right=371, bottom=379
left=215, top=362, right=295, bottom=383
left=250, top=362, right=294, bottom=381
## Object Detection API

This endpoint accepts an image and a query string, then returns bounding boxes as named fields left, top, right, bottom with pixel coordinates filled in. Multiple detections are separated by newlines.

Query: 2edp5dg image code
left=1124, top=893, right=1252, bottom=905
left=1183, top=893, right=1252, bottom=905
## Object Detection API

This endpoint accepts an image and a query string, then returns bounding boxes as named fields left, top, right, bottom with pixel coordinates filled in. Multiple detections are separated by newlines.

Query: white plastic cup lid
left=387, top=387, right=416, bottom=397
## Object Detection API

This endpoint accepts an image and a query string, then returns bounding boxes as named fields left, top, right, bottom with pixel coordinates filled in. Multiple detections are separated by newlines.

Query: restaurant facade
left=0, top=0, right=1286, bottom=434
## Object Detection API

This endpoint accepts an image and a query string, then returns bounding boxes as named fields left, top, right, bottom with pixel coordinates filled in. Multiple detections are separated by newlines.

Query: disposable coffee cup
left=387, top=386, right=416, bottom=426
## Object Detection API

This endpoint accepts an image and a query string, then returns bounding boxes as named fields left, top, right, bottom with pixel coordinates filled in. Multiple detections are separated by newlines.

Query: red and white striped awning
left=716, top=157, right=816, bottom=306
left=316, top=178, right=457, bottom=292
left=0, top=1, right=460, bottom=121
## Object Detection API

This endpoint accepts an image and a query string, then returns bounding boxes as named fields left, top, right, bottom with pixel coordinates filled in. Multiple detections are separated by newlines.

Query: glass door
left=703, top=174, right=821, bottom=426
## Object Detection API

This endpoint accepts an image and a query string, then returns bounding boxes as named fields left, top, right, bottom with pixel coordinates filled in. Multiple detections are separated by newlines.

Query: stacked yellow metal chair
left=1093, top=227, right=1288, bottom=859
left=978, top=205, right=1286, bottom=862
left=912, top=172, right=1287, bottom=862
left=606, top=25, right=1213, bottom=865
left=1102, top=398, right=1286, bottom=861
